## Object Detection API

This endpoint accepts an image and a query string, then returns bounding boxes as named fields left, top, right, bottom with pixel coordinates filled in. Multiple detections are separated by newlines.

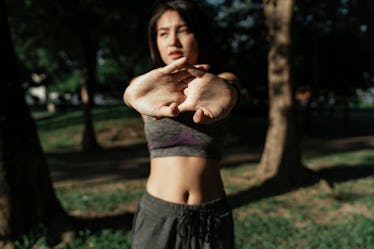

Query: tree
left=0, top=0, right=73, bottom=247
left=290, top=0, right=372, bottom=128
left=210, top=0, right=269, bottom=106
left=7, top=0, right=152, bottom=153
left=252, top=0, right=320, bottom=186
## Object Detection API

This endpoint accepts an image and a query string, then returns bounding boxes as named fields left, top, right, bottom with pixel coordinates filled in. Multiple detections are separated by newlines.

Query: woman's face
left=156, top=10, right=199, bottom=66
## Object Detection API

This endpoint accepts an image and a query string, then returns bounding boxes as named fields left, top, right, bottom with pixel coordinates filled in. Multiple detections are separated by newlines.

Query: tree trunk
left=80, top=31, right=100, bottom=153
left=0, top=0, right=74, bottom=247
left=255, top=0, right=314, bottom=186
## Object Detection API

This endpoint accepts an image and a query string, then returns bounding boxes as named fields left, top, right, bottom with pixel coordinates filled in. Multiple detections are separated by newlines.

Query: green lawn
left=17, top=106, right=374, bottom=249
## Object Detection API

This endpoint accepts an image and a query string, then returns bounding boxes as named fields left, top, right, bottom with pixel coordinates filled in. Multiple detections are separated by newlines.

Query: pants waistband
left=140, top=191, right=230, bottom=217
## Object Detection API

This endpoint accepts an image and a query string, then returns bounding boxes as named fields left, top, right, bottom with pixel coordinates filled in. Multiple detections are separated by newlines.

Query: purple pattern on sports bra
left=148, top=130, right=202, bottom=150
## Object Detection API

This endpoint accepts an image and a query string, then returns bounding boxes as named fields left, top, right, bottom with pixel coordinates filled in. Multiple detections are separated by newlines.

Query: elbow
left=123, top=87, right=131, bottom=108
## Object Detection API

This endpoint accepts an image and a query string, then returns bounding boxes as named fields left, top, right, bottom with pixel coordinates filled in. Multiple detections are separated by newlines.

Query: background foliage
left=6, top=0, right=374, bottom=105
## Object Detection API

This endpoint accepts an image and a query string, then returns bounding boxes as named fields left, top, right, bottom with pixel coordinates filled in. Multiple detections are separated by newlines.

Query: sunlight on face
left=156, top=10, right=199, bottom=65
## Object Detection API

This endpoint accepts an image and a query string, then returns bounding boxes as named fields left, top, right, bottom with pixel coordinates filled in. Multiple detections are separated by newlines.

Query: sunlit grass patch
left=304, top=148, right=374, bottom=168
left=234, top=213, right=374, bottom=249
left=56, top=188, right=143, bottom=213
left=56, top=180, right=146, bottom=213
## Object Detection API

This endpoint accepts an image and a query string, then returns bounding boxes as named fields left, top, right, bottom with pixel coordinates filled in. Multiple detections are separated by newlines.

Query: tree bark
left=80, top=30, right=100, bottom=153
left=255, top=0, right=313, bottom=186
left=0, top=0, right=74, bottom=247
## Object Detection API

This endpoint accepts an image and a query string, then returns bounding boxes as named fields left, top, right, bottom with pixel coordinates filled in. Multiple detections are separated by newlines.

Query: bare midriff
left=146, top=156, right=225, bottom=205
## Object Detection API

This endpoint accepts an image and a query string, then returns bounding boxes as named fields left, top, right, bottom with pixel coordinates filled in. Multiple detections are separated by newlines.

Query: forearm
left=218, top=72, right=240, bottom=110
left=123, top=76, right=141, bottom=108
left=123, top=88, right=132, bottom=108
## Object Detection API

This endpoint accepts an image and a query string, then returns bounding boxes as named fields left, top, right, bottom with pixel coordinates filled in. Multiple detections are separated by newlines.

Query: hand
left=123, top=57, right=206, bottom=118
left=178, top=73, right=238, bottom=124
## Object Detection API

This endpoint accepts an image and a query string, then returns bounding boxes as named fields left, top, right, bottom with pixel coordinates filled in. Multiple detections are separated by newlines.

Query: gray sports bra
left=144, top=112, right=227, bottom=160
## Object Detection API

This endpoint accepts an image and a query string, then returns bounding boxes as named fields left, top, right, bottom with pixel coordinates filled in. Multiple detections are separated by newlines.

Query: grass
left=56, top=186, right=144, bottom=213
left=17, top=105, right=374, bottom=249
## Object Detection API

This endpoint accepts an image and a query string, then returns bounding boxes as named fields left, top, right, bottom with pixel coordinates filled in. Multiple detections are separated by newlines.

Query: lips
left=169, top=51, right=183, bottom=59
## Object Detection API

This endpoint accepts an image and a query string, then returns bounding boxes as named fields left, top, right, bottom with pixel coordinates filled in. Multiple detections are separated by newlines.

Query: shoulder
left=217, top=72, right=237, bottom=82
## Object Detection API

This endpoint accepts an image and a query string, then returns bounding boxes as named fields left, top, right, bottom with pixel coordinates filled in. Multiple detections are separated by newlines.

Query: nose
left=169, top=31, right=181, bottom=47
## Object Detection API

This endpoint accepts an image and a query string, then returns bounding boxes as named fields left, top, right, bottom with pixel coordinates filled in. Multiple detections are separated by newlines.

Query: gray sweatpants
left=131, top=192, right=235, bottom=249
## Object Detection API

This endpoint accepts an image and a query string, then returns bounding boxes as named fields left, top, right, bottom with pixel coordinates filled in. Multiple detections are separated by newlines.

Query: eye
left=178, top=28, right=190, bottom=34
left=158, top=31, right=168, bottom=37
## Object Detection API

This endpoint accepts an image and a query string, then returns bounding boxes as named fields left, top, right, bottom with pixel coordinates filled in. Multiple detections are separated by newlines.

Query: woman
left=123, top=1, right=238, bottom=248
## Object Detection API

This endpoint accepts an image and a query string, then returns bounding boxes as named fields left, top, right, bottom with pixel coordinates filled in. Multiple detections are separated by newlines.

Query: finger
left=197, top=116, right=216, bottom=124
left=177, top=81, right=189, bottom=92
left=159, top=57, right=187, bottom=75
left=177, top=99, right=194, bottom=113
left=180, top=75, right=195, bottom=84
left=177, top=103, right=187, bottom=113
left=193, top=108, right=215, bottom=124
left=175, top=92, right=187, bottom=103
left=194, top=64, right=210, bottom=72
left=157, top=102, right=180, bottom=117
left=168, top=61, right=206, bottom=79
left=193, top=109, right=205, bottom=123
left=184, top=63, right=206, bottom=78
left=170, top=69, right=194, bottom=82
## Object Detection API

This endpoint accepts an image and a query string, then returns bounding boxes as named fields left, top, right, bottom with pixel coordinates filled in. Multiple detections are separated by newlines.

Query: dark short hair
left=147, top=0, right=221, bottom=72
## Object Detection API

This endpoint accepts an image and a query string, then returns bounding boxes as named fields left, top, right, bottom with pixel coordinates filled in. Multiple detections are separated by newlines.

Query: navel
left=182, top=191, right=190, bottom=203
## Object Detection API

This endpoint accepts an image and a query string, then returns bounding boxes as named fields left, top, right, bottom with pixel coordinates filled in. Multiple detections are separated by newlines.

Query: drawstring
left=177, top=209, right=220, bottom=248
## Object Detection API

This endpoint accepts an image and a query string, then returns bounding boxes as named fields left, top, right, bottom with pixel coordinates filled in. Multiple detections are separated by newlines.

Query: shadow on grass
left=71, top=211, right=135, bottom=233
left=227, top=163, right=374, bottom=209
left=48, top=143, right=150, bottom=184
left=65, top=163, right=374, bottom=235
left=48, top=143, right=262, bottom=185
left=318, top=164, right=374, bottom=183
